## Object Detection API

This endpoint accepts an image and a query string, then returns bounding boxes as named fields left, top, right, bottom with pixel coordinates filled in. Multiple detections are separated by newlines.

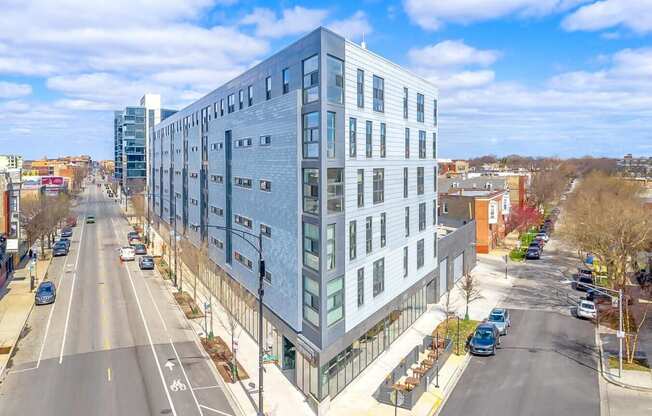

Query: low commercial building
left=439, top=189, right=510, bottom=254
left=149, top=27, right=439, bottom=411
left=439, top=173, right=529, bottom=208
left=434, top=218, right=477, bottom=303
left=0, top=168, right=22, bottom=273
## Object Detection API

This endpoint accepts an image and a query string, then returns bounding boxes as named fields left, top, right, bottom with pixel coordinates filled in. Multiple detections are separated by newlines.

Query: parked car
left=486, top=308, right=511, bottom=335
left=573, top=275, right=594, bottom=292
left=586, top=288, right=612, bottom=304
left=138, top=255, right=155, bottom=270
left=35, top=281, right=56, bottom=305
left=525, top=247, right=541, bottom=260
left=120, top=246, right=135, bottom=261
left=52, top=242, right=68, bottom=257
left=58, top=237, right=71, bottom=249
left=86, top=215, right=96, bottom=224
left=577, top=300, right=597, bottom=320
left=60, top=227, right=73, bottom=238
left=535, top=232, right=549, bottom=242
left=133, top=243, right=147, bottom=255
left=468, top=323, right=500, bottom=356
left=66, top=216, right=77, bottom=227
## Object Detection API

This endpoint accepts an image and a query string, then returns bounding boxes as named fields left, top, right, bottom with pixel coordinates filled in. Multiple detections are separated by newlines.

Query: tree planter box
left=201, top=336, right=249, bottom=383
left=173, top=291, right=204, bottom=319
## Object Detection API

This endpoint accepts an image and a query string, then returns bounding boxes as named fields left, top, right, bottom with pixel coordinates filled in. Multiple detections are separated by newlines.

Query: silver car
left=487, top=308, right=511, bottom=335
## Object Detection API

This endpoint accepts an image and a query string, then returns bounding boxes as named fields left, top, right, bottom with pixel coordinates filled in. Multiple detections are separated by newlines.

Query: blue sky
left=1, top=0, right=651, bottom=160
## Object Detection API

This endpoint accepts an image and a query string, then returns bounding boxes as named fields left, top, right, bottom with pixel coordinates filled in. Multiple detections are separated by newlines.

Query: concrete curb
left=432, top=353, right=471, bottom=416
left=0, top=301, right=35, bottom=384
left=594, top=326, right=652, bottom=393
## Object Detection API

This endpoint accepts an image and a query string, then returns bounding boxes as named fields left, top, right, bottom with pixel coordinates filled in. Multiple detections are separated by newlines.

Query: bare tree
left=131, top=194, right=146, bottom=228
left=20, top=195, right=48, bottom=255
left=561, top=172, right=652, bottom=363
left=442, top=288, right=457, bottom=342
left=457, top=272, right=483, bottom=321
left=216, top=301, right=243, bottom=380
left=529, top=169, right=567, bottom=211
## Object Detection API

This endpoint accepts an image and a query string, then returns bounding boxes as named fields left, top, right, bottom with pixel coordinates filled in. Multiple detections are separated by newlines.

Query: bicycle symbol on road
left=170, top=379, right=187, bottom=392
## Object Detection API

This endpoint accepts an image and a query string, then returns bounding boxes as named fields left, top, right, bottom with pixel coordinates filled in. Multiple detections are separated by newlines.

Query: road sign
left=170, top=379, right=187, bottom=392
left=616, top=330, right=625, bottom=339
left=612, top=298, right=619, bottom=308
left=164, top=361, right=175, bottom=372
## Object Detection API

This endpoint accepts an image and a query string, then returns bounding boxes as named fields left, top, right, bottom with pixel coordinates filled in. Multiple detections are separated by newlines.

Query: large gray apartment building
left=149, top=27, right=439, bottom=412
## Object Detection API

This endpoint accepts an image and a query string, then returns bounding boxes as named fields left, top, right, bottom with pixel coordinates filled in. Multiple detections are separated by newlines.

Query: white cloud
left=328, top=11, right=373, bottom=41
left=240, top=6, right=328, bottom=38
left=404, top=0, right=589, bottom=30
left=0, top=81, right=32, bottom=98
left=562, top=0, right=652, bottom=34
left=408, top=40, right=500, bottom=68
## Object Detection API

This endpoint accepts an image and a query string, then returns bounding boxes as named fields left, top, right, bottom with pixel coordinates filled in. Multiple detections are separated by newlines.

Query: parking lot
left=441, top=309, right=600, bottom=416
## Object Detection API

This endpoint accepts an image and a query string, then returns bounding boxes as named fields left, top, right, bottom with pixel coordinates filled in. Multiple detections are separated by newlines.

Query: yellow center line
left=107, top=367, right=112, bottom=382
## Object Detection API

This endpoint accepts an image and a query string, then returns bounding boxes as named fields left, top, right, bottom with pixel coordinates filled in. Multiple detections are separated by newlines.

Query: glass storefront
left=318, top=286, right=426, bottom=400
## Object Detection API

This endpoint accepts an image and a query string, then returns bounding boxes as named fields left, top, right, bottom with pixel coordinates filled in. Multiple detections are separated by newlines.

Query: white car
left=577, top=300, right=596, bottom=320
left=120, top=246, right=135, bottom=261
left=536, top=232, right=549, bottom=242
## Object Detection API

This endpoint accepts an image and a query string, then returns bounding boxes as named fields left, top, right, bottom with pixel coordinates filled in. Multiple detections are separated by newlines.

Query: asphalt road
left=0, top=182, right=237, bottom=416
left=440, top=308, right=600, bottom=416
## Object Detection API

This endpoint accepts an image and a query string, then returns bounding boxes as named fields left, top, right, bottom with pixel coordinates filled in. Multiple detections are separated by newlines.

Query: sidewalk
left=0, top=255, right=51, bottom=379
left=598, top=328, right=652, bottom=391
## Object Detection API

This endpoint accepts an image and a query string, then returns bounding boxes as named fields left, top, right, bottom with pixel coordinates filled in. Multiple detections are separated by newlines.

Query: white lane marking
left=199, top=404, right=233, bottom=416
left=58, top=215, right=86, bottom=364
left=134, top=262, right=169, bottom=333
left=192, top=385, right=221, bottom=391
left=9, top=366, right=38, bottom=374
left=110, top=218, right=178, bottom=416
left=170, top=338, right=204, bottom=416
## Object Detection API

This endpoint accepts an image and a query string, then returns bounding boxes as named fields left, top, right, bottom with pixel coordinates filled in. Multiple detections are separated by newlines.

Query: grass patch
left=433, top=317, right=480, bottom=356
left=509, top=248, right=525, bottom=261
left=608, top=356, right=650, bottom=372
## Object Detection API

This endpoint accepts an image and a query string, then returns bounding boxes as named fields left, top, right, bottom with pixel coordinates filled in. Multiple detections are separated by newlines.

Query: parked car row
left=120, top=229, right=154, bottom=270
left=526, top=210, right=559, bottom=260
left=468, top=308, right=511, bottom=356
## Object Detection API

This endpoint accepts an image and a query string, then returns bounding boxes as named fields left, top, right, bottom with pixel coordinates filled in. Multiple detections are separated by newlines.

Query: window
left=260, top=180, right=272, bottom=192
left=264, top=270, right=272, bottom=284
left=282, top=68, right=290, bottom=94
left=210, top=206, right=224, bottom=216
left=432, top=132, right=437, bottom=159
left=234, top=177, right=252, bottom=188
left=303, top=112, right=320, bottom=158
left=228, top=94, right=235, bottom=113
left=210, top=237, right=224, bottom=249
left=234, top=251, right=253, bottom=269
left=327, top=168, right=344, bottom=213
left=303, top=169, right=319, bottom=214
left=220, top=99, right=224, bottom=116
left=373, top=258, right=385, bottom=296
left=357, top=268, right=364, bottom=307
left=234, top=138, right=252, bottom=148
left=349, top=220, right=357, bottom=260
left=417, top=167, right=424, bottom=195
left=417, top=239, right=424, bottom=269
left=261, top=224, right=272, bottom=238
left=303, top=275, right=320, bottom=327
left=303, top=222, right=320, bottom=271
left=303, top=55, right=319, bottom=104
left=248, top=85, right=254, bottom=106
left=327, top=112, right=336, bottom=159
left=211, top=174, right=224, bottom=183
left=442, top=202, right=448, bottom=214
left=357, top=169, right=364, bottom=207
left=433, top=99, right=438, bottom=125
left=417, top=93, right=424, bottom=122
left=403, top=167, right=408, bottom=198
left=326, top=277, right=343, bottom=326
left=260, top=135, right=271, bottom=146
left=380, top=213, right=386, bottom=248
left=365, top=121, right=372, bottom=158
left=326, top=224, right=335, bottom=271
left=403, top=246, right=408, bottom=277
left=405, top=207, right=410, bottom=237
left=266, top=76, right=272, bottom=100
left=211, top=143, right=224, bottom=151
left=327, top=55, right=344, bottom=104
left=373, top=168, right=384, bottom=204
left=380, top=123, right=386, bottom=158
left=419, top=130, right=426, bottom=159
left=365, top=216, right=372, bottom=254
left=238, top=89, right=244, bottom=110
left=419, top=202, right=426, bottom=231
left=349, top=117, right=357, bottom=157
left=405, top=128, right=410, bottom=158
left=234, top=214, right=252, bottom=229
left=357, top=69, right=364, bottom=108
left=403, top=87, right=408, bottom=119
left=373, top=75, right=384, bottom=112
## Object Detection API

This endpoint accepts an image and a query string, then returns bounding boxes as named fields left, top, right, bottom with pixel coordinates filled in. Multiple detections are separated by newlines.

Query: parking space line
left=169, top=338, right=204, bottom=416
left=199, top=404, right=233, bottom=416
left=192, top=385, right=221, bottom=391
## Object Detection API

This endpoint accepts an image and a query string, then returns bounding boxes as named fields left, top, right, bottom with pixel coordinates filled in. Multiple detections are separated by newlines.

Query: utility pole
left=173, top=214, right=178, bottom=289
left=618, top=288, right=623, bottom=378
left=257, top=230, right=265, bottom=416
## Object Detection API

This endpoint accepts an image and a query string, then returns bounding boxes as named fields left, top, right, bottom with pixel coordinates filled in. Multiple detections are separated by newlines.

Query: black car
left=52, top=242, right=69, bottom=257
left=60, top=228, right=73, bottom=238
left=573, top=275, right=594, bottom=292
left=138, top=255, right=155, bottom=270
left=133, top=243, right=147, bottom=255
left=468, top=323, right=500, bottom=356
left=35, top=281, right=56, bottom=305
left=586, top=288, right=612, bottom=304
left=525, top=247, right=541, bottom=259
